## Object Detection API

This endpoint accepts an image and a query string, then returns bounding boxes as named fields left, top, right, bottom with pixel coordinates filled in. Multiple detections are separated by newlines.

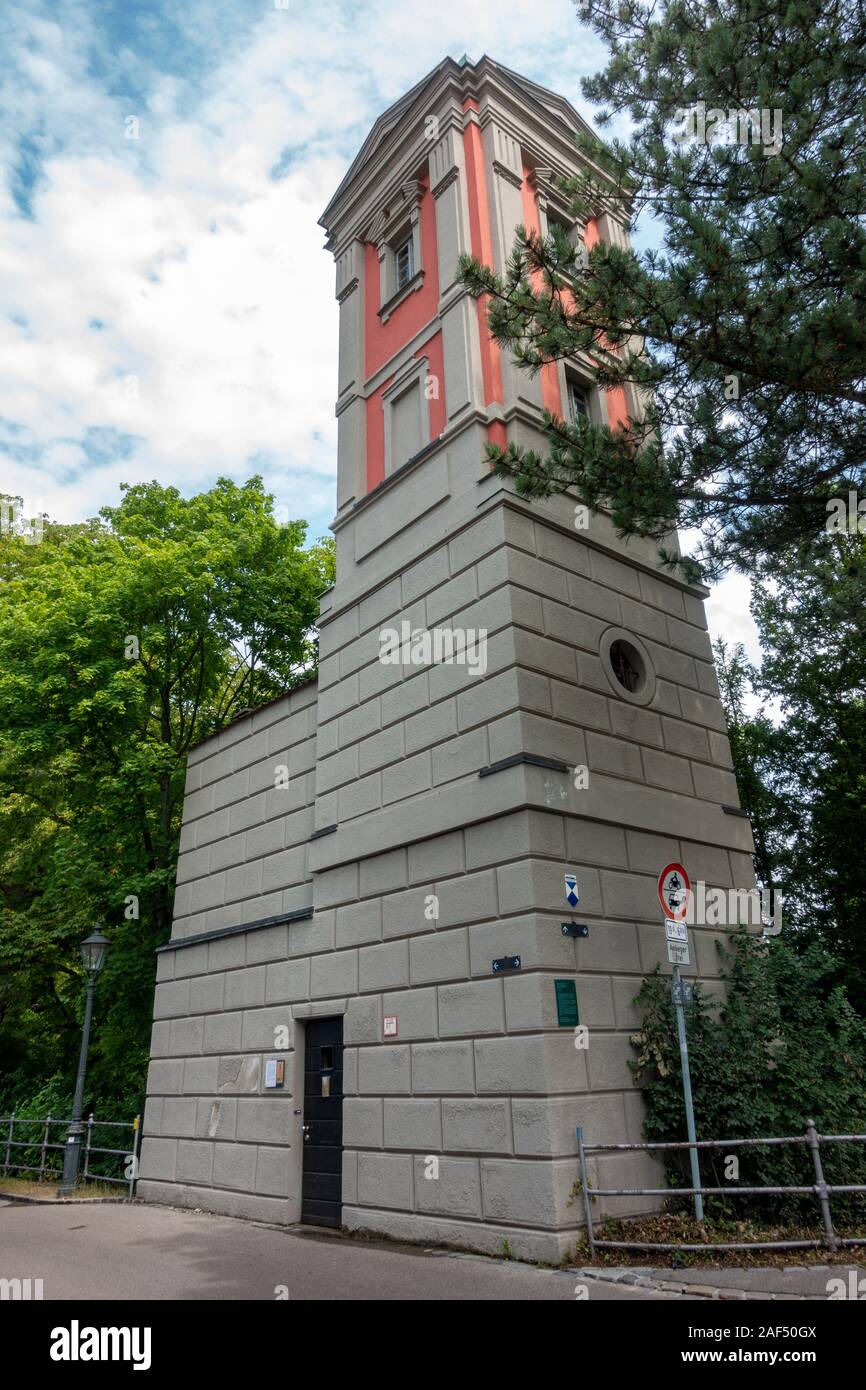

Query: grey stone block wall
left=139, top=493, right=754, bottom=1264
left=171, top=682, right=318, bottom=941
left=138, top=682, right=318, bottom=1226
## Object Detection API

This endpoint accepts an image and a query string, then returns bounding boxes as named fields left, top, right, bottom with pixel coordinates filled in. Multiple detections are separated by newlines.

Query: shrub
left=630, top=931, right=866, bottom=1225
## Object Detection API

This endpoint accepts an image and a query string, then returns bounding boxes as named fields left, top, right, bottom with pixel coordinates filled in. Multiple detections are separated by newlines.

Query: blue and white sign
left=564, top=874, right=579, bottom=909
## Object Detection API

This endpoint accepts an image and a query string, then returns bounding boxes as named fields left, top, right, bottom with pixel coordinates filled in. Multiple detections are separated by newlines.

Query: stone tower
left=137, top=56, right=755, bottom=1262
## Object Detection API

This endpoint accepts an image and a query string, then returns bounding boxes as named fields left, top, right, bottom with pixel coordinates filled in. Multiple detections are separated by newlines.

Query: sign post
left=658, top=863, right=703, bottom=1223
left=671, top=963, right=703, bottom=1222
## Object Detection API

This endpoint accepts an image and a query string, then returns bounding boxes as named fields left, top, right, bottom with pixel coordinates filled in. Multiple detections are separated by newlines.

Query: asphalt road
left=0, top=1199, right=688, bottom=1301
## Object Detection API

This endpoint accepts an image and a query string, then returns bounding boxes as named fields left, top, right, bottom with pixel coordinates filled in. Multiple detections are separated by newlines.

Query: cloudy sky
left=0, top=0, right=757, bottom=658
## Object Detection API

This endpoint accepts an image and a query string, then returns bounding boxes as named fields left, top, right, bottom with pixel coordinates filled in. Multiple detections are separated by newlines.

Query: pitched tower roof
left=319, top=54, right=596, bottom=240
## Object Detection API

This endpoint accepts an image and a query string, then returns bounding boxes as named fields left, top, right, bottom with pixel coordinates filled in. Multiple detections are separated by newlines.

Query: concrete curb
left=572, top=1265, right=834, bottom=1301
left=0, top=1191, right=134, bottom=1207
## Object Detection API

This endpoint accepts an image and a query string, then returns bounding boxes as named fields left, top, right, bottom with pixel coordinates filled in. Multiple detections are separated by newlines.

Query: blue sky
left=0, top=0, right=757, bottom=656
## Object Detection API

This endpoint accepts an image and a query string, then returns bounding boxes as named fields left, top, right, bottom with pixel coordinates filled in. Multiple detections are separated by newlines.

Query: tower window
left=547, top=213, right=588, bottom=271
left=395, top=235, right=414, bottom=290
left=390, top=379, right=423, bottom=469
left=567, top=380, right=589, bottom=424
left=600, top=628, right=656, bottom=706
left=609, top=639, right=645, bottom=694
left=547, top=213, right=573, bottom=244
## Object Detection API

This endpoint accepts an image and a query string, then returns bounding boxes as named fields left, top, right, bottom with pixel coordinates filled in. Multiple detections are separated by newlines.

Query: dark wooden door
left=301, top=1017, right=343, bottom=1228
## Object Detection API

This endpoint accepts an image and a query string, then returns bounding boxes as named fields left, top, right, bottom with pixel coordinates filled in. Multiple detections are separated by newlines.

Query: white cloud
left=0, top=0, right=764, bottom=669
left=704, top=571, right=760, bottom=665
left=0, top=0, right=608, bottom=538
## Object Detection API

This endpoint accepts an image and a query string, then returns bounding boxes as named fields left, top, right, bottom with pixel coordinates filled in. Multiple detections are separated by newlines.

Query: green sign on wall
left=554, top=978, right=579, bottom=1027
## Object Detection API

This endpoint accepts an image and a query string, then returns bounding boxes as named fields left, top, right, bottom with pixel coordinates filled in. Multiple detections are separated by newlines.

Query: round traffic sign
left=658, top=862, right=690, bottom=920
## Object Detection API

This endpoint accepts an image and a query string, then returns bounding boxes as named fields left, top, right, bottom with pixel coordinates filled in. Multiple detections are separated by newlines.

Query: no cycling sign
left=658, top=862, right=691, bottom=921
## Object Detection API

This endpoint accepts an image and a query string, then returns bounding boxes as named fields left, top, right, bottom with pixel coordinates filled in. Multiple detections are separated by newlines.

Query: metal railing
left=1, top=1113, right=140, bottom=1198
left=576, top=1120, right=866, bottom=1255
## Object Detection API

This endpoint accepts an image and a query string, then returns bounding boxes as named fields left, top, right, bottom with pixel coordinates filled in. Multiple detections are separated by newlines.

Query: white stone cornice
left=429, top=126, right=462, bottom=200
left=431, top=165, right=460, bottom=199
left=365, top=177, right=425, bottom=248
left=334, top=241, right=364, bottom=301
left=336, top=276, right=359, bottom=304
left=491, top=159, right=523, bottom=191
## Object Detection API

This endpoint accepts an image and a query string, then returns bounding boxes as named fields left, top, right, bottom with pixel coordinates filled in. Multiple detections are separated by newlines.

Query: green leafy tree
left=0, top=478, right=334, bottom=1113
left=459, top=0, right=866, bottom=578
left=750, top=534, right=866, bottom=1005
left=709, top=536, right=866, bottom=1011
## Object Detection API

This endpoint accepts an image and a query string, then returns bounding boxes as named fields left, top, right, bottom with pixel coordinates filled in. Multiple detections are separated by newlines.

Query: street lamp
left=57, top=928, right=110, bottom=1196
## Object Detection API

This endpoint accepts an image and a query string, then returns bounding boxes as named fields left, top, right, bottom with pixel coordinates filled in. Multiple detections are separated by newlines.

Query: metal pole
left=806, top=1119, right=838, bottom=1251
left=129, top=1115, right=141, bottom=1198
left=4, top=1113, right=13, bottom=1173
left=40, top=1114, right=51, bottom=1179
left=58, top=972, right=96, bottom=1195
left=84, top=1113, right=94, bottom=1181
left=576, top=1127, right=596, bottom=1258
left=673, top=965, right=703, bottom=1222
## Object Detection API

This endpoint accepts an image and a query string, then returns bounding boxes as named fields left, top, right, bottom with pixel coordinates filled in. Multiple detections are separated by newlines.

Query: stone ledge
left=157, top=907, right=313, bottom=954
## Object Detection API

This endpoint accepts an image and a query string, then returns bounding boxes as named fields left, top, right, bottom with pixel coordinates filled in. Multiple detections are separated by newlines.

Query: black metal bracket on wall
left=561, top=921, right=589, bottom=938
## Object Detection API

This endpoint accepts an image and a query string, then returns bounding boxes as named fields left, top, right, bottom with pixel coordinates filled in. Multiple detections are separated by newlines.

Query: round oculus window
left=599, top=627, right=656, bottom=706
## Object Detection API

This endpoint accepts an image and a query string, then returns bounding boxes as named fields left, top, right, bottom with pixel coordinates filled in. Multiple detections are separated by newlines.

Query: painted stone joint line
left=310, top=824, right=338, bottom=840
left=479, top=752, right=570, bottom=778
left=155, top=906, right=314, bottom=953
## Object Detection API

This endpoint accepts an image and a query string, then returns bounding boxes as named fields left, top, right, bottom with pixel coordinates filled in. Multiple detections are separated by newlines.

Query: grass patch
left=0, top=1175, right=125, bottom=1200
left=571, top=1211, right=864, bottom=1268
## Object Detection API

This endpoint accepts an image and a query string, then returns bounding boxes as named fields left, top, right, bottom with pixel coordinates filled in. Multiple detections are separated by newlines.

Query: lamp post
left=58, top=929, right=110, bottom=1196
